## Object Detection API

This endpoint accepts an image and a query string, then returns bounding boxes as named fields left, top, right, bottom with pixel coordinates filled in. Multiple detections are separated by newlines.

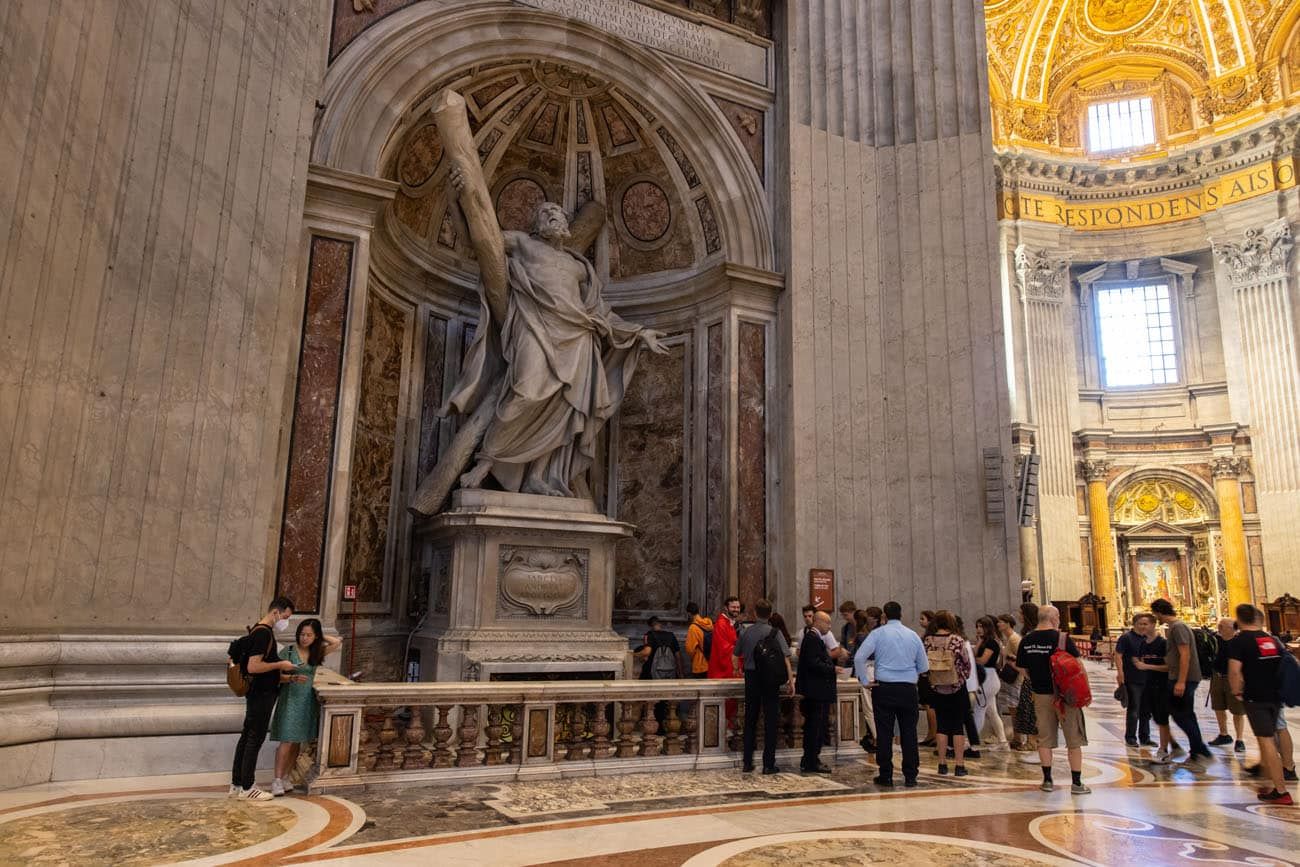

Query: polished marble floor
left=2, top=663, right=1297, bottom=866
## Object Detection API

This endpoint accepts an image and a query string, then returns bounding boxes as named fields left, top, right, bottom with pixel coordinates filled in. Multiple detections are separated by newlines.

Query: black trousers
left=873, top=682, right=920, bottom=782
left=1124, top=681, right=1152, bottom=742
left=801, top=698, right=830, bottom=769
left=743, top=670, right=781, bottom=770
left=1169, top=681, right=1208, bottom=755
left=232, top=689, right=277, bottom=789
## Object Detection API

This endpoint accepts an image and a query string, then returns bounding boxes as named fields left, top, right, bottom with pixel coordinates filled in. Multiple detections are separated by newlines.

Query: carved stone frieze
left=1212, top=219, right=1294, bottom=285
left=1211, top=456, right=1249, bottom=480
left=497, top=546, right=589, bottom=617
left=1015, top=245, right=1071, bottom=303
left=1078, top=459, right=1111, bottom=483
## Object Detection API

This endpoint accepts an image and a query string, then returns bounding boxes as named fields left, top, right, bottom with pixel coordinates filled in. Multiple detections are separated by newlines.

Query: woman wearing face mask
left=268, top=618, right=340, bottom=796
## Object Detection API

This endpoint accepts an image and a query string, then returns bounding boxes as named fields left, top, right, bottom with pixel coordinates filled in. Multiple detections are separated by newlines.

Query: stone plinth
left=411, top=491, right=633, bottom=681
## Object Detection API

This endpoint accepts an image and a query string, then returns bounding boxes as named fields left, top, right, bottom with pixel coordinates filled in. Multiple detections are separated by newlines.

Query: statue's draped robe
left=444, top=248, right=645, bottom=495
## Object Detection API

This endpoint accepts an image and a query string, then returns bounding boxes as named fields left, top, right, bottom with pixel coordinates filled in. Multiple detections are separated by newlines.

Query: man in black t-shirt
left=1114, top=613, right=1155, bottom=747
left=230, top=596, right=298, bottom=802
left=1227, top=604, right=1293, bottom=805
left=635, top=616, right=682, bottom=680
left=1015, top=604, right=1089, bottom=795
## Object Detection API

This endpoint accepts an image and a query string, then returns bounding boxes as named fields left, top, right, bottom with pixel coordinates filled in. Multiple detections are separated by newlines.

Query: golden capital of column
left=1211, top=456, right=1248, bottom=481
left=1078, top=459, right=1110, bottom=483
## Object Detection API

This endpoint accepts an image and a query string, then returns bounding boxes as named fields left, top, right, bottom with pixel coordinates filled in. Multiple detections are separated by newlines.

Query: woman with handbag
left=974, top=616, right=1009, bottom=749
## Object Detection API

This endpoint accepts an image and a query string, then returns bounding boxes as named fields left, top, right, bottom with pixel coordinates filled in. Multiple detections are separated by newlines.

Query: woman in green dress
left=269, top=618, right=340, bottom=796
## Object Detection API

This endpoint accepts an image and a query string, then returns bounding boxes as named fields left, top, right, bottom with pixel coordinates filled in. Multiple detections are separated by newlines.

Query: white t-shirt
left=792, top=626, right=839, bottom=655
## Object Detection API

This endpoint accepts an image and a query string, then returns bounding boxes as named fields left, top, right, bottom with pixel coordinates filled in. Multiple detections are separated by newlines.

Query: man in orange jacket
left=684, top=602, right=714, bottom=678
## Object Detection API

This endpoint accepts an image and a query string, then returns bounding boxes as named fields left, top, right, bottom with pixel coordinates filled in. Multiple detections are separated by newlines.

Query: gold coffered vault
left=986, top=0, right=1300, bottom=158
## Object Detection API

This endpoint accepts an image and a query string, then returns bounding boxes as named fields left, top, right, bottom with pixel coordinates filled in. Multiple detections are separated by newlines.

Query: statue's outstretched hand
left=449, top=163, right=466, bottom=194
left=640, top=328, right=669, bottom=355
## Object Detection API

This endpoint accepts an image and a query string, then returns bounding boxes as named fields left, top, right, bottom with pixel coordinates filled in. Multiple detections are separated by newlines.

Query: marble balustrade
left=309, top=678, right=864, bottom=791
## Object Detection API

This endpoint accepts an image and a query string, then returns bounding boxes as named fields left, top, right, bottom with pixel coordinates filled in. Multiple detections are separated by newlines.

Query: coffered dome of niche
left=383, top=60, right=724, bottom=282
left=986, top=0, right=1300, bottom=159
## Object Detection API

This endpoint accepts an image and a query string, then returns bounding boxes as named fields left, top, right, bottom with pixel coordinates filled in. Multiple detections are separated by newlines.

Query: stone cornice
left=1211, top=218, right=1294, bottom=285
left=995, top=117, right=1300, bottom=202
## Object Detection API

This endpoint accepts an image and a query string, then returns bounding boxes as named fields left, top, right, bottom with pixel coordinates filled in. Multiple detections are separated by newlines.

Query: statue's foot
left=460, top=460, right=492, bottom=489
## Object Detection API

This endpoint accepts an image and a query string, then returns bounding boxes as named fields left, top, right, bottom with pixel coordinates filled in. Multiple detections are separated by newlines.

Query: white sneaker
left=1150, top=752, right=1171, bottom=765
left=1169, top=744, right=1186, bottom=757
left=270, top=779, right=285, bottom=797
left=239, top=786, right=274, bottom=802
left=228, top=784, right=242, bottom=799
left=282, top=779, right=295, bottom=793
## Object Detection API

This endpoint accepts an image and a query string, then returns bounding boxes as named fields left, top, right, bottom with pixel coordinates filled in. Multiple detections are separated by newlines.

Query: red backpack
left=1050, top=632, right=1092, bottom=711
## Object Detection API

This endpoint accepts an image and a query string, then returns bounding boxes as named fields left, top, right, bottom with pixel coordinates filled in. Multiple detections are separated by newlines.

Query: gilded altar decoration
left=1111, top=478, right=1209, bottom=525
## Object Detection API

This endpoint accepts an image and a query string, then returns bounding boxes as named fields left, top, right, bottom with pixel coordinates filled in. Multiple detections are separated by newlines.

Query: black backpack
left=1193, top=627, right=1217, bottom=679
left=226, top=624, right=272, bottom=694
left=752, top=625, right=789, bottom=687
left=700, top=624, right=713, bottom=660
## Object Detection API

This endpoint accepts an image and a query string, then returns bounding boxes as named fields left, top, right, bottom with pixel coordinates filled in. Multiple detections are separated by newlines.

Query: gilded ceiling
left=985, top=0, right=1300, bottom=156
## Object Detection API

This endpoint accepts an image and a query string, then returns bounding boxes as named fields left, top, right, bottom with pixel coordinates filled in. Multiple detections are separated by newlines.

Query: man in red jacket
left=709, top=595, right=742, bottom=678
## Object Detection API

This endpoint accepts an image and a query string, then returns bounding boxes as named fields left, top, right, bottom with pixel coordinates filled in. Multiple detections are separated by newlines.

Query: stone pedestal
left=411, top=490, right=633, bottom=681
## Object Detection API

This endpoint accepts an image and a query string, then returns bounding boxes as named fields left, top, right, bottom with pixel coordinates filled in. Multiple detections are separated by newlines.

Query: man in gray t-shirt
left=732, top=600, right=793, bottom=773
left=1152, top=598, right=1211, bottom=762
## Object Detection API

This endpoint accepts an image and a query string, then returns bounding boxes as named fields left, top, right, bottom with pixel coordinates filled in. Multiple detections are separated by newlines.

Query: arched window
left=1087, top=96, right=1155, bottom=154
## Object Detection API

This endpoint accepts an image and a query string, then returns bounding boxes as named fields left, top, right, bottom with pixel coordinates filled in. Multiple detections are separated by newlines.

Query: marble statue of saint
left=439, top=166, right=667, bottom=498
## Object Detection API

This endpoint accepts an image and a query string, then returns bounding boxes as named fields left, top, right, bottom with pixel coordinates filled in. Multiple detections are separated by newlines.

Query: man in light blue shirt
left=853, top=601, right=929, bottom=787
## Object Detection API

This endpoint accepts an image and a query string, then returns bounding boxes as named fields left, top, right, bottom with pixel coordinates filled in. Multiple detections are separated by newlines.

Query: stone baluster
left=402, top=709, right=429, bottom=769
left=681, top=701, right=698, bottom=754
left=357, top=715, right=379, bottom=772
left=615, top=701, right=640, bottom=757
left=553, top=705, right=571, bottom=760
left=780, top=696, right=795, bottom=748
left=791, top=698, right=804, bottom=751
left=509, top=705, right=524, bottom=765
left=456, top=705, right=480, bottom=767
left=662, top=701, right=683, bottom=756
left=590, top=702, right=615, bottom=759
left=485, top=705, right=506, bottom=766
left=431, top=705, right=455, bottom=768
left=374, top=714, right=400, bottom=771
left=727, top=700, right=744, bottom=752
left=638, top=702, right=662, bottom=757
left=565, top=705, right=588, bottom=760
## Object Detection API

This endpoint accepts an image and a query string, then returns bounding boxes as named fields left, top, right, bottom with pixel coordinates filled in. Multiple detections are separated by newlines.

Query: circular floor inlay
left=0, top=798, right=295, bottom=866
left=685, top=831, right=1075, bottom=866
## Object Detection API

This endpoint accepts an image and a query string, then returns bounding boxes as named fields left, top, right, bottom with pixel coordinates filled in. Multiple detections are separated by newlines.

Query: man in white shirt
left=792, top=605, right=848, bottom=663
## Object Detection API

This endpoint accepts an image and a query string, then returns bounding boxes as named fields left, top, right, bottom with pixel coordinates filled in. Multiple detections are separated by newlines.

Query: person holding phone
left=268, top=618, right=340, bottom=796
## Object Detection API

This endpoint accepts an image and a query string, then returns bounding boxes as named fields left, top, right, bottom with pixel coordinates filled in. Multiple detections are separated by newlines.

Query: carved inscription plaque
left=498, top=545, right=589, bottom=618
left=515, top=0, right=768, bottom=86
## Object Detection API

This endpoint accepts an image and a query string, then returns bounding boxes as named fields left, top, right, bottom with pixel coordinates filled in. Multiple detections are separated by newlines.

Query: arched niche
left=285, top=1, right=782, bottom=642
left=313, top=0, right=772, bottom=273
left=1107, top=466, right=1218, bottom=523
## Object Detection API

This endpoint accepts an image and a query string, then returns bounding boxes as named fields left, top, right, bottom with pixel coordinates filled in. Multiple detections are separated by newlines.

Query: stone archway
left=312, top=0, right=772, bottom=271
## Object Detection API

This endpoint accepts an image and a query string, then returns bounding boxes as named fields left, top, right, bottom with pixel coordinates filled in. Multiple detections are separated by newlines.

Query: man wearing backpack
left=1015, top=605, right=1091, bottom=794
left=636, top=616, right=682, bottom=680
left=684, top=603, right=713, bottom=678
left=1227, top=604, right=1294, bottom=805
left=1150, top=598, right=1213, bottom=766
left=230, top=596, right=298, bottom=801
left=732, top=598, right=793, bottom=774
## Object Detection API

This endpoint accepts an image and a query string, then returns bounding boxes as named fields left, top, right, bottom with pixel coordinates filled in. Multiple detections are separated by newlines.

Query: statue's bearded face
left=534, top=203, right=571, bottom=241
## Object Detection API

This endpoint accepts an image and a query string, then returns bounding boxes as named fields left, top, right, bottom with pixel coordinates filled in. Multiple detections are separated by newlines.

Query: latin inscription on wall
left=513, top=0, right=768, bottom=86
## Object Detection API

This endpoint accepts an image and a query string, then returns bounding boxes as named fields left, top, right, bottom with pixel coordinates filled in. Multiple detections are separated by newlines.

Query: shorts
left=1209, top=674, right=1245, bottom=715
left=930, top=688, right=971, bottom=736
left=1244, top=701, right=1283, bottom=738
left=1147, top=677, right=1170, bottom=726
left=1032, top=692, right=1088, bottom=749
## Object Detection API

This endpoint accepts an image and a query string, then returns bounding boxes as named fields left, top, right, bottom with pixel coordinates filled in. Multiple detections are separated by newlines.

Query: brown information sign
left=809, top=569, right=834, bottom=612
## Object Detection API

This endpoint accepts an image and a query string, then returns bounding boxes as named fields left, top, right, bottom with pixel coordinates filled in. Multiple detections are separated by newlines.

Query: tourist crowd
left=644, top=594, right=1297, bottom=804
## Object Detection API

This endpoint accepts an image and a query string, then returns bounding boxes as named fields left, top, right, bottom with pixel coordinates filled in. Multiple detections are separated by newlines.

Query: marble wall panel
left=736, top=322, right=767, bottom=604
left=342, top=291, right=408, bottom=605
left=711, top=96, right=765, bottom=182
left=275, top=238, right=354, bottom=613
left=0, top=0, right=327, bottom=629
left=614, top=344, right=687, bottom=614
left=705, top=324, right=726, bottom=615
